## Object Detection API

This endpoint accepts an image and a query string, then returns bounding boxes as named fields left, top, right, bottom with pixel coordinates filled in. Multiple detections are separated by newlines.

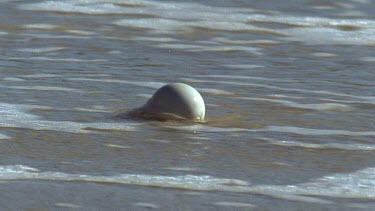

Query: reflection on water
left=1, top=0, right=375, bottom=209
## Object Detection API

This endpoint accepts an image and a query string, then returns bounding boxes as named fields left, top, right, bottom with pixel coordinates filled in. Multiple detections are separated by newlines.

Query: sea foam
left=238, top=96, right=352, bottom=111
left=1, top=164, right=375, bottom=200
left=0, top=134, right=10, bottom=140
left=0, top=103, right=138, bottom=133
left=166, top=124, right=375, bottom=137
left=262, top=138, right=375, bottom=151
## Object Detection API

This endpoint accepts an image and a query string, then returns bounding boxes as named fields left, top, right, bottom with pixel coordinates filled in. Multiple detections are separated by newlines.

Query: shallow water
left=1, top=0, right=375, bottom=210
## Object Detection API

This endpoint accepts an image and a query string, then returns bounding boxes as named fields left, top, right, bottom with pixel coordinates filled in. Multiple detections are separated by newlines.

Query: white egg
left=132, top=83, right=205, bottom=122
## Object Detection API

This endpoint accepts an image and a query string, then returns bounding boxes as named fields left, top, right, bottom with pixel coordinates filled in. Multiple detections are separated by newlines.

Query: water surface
left=1, top=0, right=375, bottom=210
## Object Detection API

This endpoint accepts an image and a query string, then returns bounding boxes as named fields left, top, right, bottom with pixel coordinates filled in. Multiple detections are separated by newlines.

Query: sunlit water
left=1, top=0, right=375, bottom=210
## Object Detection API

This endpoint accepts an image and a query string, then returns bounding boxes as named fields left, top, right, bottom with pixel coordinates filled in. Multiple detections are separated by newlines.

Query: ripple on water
left=197, top=88, right=236, bottom=96
left=213, top=37, right=280, bottom=45
left=165, top=124, right=375, bottom=137
left=154, top=43, right=262, bottom=55
left=105, top=144, right=131, bottom=150
left=238, top=96, right=352, bottom=111
left=0, top=134, right=10, bottom=140
left=3, top=77, right=25, bottom=82
left=22, top=23, right=60, bottom=30
left=197, top=74, right=296, bottom=82
left=262, top=138, right=375, bottom=151
left=67, top=78, right=165, bottom=89
left=8, top=57, right=107, bottom=62
left=164, top=167, right=200, bottom=172
left=1, top=165, right=375, bottom=200
left=134, top=202, right=159, bottom=209
left=16, top=47, right=67, bottom=53
left=18, top=0, right=375, bottom=47
left=18, top=1, right=129, bottom=14
left=264, top=126, right=375, bottom=136
left=54, top=203, right=82, bottom=209
left=0, top=103, right=138, bottom=133
left=65, top=30, right=96, bottom=36
left=182, top=78, right=375, bottom=104
left=0, top=85, right=82, bottom=93
left=310, top=52, right=338, bottom=58
left=360, top=57, right=375, bottom=62
left=213, top=201, right=256, bottom=208
left=22, top=74, right=60, bottom=78
left=282, top=27, right=375, bottom=45
left=222, top=64, right=265, bottom=69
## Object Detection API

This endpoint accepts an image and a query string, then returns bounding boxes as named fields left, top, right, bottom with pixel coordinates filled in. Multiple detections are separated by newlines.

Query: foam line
left=67, top=78, right=165, bottom=89
left=0, top=85, right=82, bottom=93
left=16, top=47, right=66, bottom=53
left=166, top=124, right=375, bottom=137
left=262, top=138, right=375, bottom=151
left=0, top=103, right=138, bottom=133
left=264, top=126, right=375, bottom=136
left=1, top=165, right=375, bottom=199
left=8, top=57, right=106, bottom=62
left=183, top=78, right=375, bottom=103
left=0, top=134, right=10, bottom=140
left=238, top=97, right=351, bottom=111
